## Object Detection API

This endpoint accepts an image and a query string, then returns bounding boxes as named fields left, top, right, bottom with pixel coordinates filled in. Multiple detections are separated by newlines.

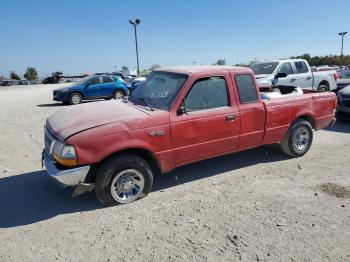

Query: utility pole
left=129, top=19, right=141, bottom=76
left=338, top=32, right=347, bottom=56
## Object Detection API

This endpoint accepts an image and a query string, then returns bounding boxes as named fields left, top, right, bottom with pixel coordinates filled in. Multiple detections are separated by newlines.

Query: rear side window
left=184, top=77, right=229, bottom=112
left=278, top=62, right=293, bottom=75
left=235, top=74, right=258, bottom=104
left=102, top=76, right=113, bottom=83
left=89, top=77, right=100, bottom=85
left=294, top=61, right=308, bottom=73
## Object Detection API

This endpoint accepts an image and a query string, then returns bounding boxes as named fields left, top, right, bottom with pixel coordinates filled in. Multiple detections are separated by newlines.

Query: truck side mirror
left=177, top=106, right=186, bottom=116
left=276, top=72, right=288, bottom=78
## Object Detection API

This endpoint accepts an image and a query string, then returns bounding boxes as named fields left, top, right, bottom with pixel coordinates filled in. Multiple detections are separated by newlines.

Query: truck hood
left=254, top=74, right=271, bottom=79
left=255, top=75, right=273, bottom=88
left=339, top=84, right=350, bottom=95
left=47, top=101, right=149, bottom=140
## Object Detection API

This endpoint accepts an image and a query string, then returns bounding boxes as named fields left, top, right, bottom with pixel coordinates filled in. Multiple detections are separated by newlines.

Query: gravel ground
left=0, top=84, right=349, bottom=262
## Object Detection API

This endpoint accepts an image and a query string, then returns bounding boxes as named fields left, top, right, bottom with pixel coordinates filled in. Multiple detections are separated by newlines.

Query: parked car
left=18, top=79, right=30, bottom=85
left=53, top=74, right=129, bottom=105
left=250, top=59, right=338, bottom=91
left=43, top=72, right=64, bottom=84
left=1, top=79, right=14, bottom=86
left=336, top=84, right=350, bottom=120
left=43, top=66, right=336, bottom=205
left=127, top=76, right=146, bottom=93
left=336, top=69, right=350, bottom=91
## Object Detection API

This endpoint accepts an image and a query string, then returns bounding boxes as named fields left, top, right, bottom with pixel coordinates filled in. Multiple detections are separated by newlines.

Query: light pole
left=129, top=19, right=141, bottom=76
left=338, top=32, right=347, bottom=56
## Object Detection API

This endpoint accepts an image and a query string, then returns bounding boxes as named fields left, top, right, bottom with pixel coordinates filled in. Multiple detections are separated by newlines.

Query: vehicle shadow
left=153, top=144, right=288, bottom=191
left=37, top=103, right=67, bottom=107
left=37, top=100, right=105, bottom=107
left=0, top=171, right=101, bottom=228
left=325, top=119, right=350, bottom=133
left=0, top=144, right=287, bottom=228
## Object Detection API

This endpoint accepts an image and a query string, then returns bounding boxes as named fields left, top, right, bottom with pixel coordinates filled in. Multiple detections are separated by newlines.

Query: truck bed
left=261, top=90, right=336, bottom=145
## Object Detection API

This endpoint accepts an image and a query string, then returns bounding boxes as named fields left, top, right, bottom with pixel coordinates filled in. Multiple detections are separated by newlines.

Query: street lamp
left=129, top=19, right=141, bottom=76
left=338, top=31, right=347, bottom=56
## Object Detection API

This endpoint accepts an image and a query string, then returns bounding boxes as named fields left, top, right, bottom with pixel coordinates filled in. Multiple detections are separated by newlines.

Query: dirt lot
left=0, top=84, right=349, bottom=261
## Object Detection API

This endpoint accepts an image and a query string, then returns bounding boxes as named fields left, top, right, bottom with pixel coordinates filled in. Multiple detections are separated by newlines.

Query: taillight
left=334, top=72, right=339, bottom=81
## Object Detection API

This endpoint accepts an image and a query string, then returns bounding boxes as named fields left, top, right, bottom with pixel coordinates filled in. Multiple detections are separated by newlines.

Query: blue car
left=53, top=75, right=129, bottom=105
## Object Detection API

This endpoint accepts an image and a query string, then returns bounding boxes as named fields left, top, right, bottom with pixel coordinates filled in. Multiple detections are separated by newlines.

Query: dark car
left=1, top=80, right=14, bottom=86
left=337, top=84, right=350, bottom=120
left=53, top=75, right=129, bottom=105
left=337, top=69, right=350, bottom=91
left=127, top=77, right=146, bottom=93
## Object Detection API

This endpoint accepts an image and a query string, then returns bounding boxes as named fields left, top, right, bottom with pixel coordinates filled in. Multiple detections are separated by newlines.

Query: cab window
left=278, top=62, right=293, bottom=75
left=235, top=74, right=258, bottom=104
left=184, top=77, right=229, bottom=112
left=294, top=61, right=309, bottom=73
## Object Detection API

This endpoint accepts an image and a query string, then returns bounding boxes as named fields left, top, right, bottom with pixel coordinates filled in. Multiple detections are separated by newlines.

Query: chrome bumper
left=44, top=152, right=90, bottom=187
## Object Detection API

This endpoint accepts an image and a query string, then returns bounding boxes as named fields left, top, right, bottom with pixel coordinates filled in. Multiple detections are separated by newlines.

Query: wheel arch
left=89, top=147, right=161, bottom=183
left=318, top=80, right=330, bottom=90
left=114, top=87, right=128, bottom=96
left=69, top=90, right=84, bottom=99
left=296, top=115, right=316, bottom=129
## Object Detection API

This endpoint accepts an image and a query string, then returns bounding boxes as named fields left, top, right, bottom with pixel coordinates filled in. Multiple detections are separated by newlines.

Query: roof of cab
left=155, top=65, right=251, bottom=75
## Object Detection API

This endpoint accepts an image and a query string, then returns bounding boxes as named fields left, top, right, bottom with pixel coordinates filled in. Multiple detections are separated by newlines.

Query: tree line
left=289, top=54, right=350, bottom=66
left=6, top=67, right=38, bottom=81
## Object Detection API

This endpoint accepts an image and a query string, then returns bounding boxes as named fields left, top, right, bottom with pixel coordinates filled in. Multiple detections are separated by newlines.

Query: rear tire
left=95, top=154, right=154, bottom=206
left=281, top=119, right=313, bottom=157
left=69, top=93, right=82, bottom=105
left=318, top=83, right=329, bottom=92
left=113, top=90, right=125, bottom=99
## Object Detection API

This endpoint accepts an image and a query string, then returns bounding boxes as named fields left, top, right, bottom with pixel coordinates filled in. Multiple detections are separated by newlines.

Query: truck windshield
left=129, top=71, right=188, bottom=110
left=249, top=62, right=279, bottom=75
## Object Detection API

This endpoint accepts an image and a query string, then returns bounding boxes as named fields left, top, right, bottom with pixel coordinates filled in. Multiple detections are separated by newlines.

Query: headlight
left=52, top=140, right=77, bottom=166
left=60, top=88, right=69, bottom=92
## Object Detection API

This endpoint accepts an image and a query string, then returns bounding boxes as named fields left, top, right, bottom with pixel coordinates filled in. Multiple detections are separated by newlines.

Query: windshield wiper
left=137, top=98, right=154, bottom=111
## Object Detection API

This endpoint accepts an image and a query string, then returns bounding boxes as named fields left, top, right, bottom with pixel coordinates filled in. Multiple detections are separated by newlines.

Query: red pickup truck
left=43, top=66, right=336, bottom=205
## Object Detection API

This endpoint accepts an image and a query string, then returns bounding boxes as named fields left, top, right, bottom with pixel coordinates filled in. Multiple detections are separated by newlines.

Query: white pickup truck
left=250, top=59, right=338, bottom=91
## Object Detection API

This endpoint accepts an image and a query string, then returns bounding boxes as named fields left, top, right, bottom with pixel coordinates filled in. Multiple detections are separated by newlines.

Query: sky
left=1, top=0, right=350, bottom=77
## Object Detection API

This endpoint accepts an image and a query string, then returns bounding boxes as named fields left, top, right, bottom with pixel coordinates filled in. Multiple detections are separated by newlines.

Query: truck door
left=171, top=75, right=240, bottom=165
left=292, top=61, right=313, bottom=88
left=274, top=62, right=296, bottom=86
left=232, top=74, right=265, bottom=150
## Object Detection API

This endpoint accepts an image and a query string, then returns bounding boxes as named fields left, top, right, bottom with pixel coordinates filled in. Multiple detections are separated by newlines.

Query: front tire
left=69, top=93, right=82, bottom=105
left=281, top=119, right=313, bottom=157
left=95, top=154, right=154, bottom=206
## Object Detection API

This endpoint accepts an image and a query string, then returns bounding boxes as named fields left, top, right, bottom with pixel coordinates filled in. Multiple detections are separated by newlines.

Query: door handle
left=306, top=76, right=312, bottom=80
left=226, top=114, right=236, bottom=121
left=290, top=78, right=296, bottom=82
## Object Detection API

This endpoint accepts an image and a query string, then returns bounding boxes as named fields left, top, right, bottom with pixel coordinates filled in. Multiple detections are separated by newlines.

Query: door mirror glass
left=177, top=106, right=186, bottom=116
left=276, top=72, right=288, bottom=79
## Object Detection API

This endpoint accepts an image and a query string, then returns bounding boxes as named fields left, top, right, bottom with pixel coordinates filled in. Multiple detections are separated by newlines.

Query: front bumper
left=53, top=91, right=69, bottom=102
left=44, top=152, right=90, bottom=187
